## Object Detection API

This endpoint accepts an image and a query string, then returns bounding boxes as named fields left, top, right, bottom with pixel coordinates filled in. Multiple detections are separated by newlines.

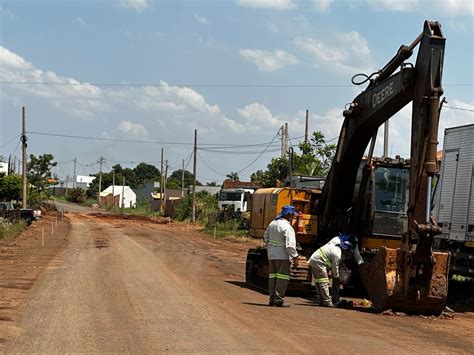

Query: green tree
left=206, top=181, right=218, bottom=186
left=226, top=172, right=239, bottom=181
left=166, top=169, right=201, bottom=189
left=250, top=157, right=289, bottom=188
left=0, top=174, right=22, bottom=201
left=133, top=163, right=160, bottom=185
left=250, top=131, right=336, bottom=188
left=27, top=154, right=57, bottom=192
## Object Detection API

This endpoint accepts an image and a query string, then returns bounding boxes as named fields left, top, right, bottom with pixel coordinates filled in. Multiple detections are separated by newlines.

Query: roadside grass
left=54, top=195, right=68, bottom=202
left=0, top=219, right=27, bottom=241
left=103, top=203, right=157, bottom=217
left=203, top=220, right=249, bottom=239
left=53, top=195, right=96, bottom=207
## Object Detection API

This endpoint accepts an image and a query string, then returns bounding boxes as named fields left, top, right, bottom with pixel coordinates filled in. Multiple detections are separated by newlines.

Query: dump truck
left=246, top=20, right=450, bottom=315
left=434, top=124, right=474, bottom=277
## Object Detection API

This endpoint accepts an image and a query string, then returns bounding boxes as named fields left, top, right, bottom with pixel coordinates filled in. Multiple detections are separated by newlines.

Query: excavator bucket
left=361, top=247, right=450, bottom=316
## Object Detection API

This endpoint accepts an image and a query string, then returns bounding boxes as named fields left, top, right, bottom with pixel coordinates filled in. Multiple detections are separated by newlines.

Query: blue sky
left=1, top=0, right=473, bottom=183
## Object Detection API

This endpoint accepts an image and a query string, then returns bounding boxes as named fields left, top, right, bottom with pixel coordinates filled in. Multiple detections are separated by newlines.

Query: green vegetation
left=166, top=169, right=202, bottom=189
left=86, top=163, right=201, bottom=199
left=0, top=219, right=27, bottom=240
left=174, top=191, right=218, bottom=222
left=0, top=174, right=22, bottom=201
left=27, top=153, right=58, bottom=192
left=66, top=188, right=86, bottom=203
left=203, top=220, right=248, bottom=239
left=250, top=131, right=336, bottom=187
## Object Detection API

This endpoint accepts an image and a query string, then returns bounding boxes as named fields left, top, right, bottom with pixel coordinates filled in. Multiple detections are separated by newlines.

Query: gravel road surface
left=3, top=212, right=474, bottom=353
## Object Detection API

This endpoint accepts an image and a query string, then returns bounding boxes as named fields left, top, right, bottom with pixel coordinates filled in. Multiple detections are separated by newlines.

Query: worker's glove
left=332, top=278, right=341, bottom=304
left=353, top=245, right=364, bottom=265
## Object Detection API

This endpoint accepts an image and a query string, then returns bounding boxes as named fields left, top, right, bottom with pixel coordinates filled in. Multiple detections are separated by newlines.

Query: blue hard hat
left=276, top=205, right=298, bottom=220
left=339, top=234, right=354, bottom=250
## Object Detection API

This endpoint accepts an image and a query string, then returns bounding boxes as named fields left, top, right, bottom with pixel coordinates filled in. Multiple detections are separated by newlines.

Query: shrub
left=66, top=188, right=86, bottom=203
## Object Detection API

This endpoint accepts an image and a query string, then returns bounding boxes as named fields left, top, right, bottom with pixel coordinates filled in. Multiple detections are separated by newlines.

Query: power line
left=27, top=131, right=285, bottom=148
left=0, top=134, right=20, bottom=149
left=197, top=152, right=227, bottom=177
left=446, top=105, right=474, bottom=113
left=1, top=80, right=472, bottom=88
left=199, top=148, right=281, bottom=155
left=237, top=130, right=281, bottom=173
left=0, top=81, right=354, bottom=88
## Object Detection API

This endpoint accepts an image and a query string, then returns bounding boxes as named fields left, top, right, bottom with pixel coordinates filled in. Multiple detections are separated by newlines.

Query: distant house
left=192, top=186, right=221, bottom=195
left=100, top=185, right=136, bottom=208
left=135, top=181, right=160, bottom=203
left=0, top=161, right=8, bottom=176
left=76, top=175, right=96, bottom=189
left=150, top=189, right=182, bottom=213
left=221, top=179, right=261, bottom=189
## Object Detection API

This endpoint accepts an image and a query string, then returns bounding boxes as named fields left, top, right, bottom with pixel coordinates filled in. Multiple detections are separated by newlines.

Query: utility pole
left=383, top=121, right=389, bottom=157
left=284, top=122, right=289, bottom=158
left=163, top=160, right=168, bottom=214
left=181, top=158, right=185, bottom=197
left=73, top=158, right=77, bottom=188
left=21, top=106, right=27, bottom=208
left=192, top=129, right=197, bottom=223
left=65, top=175, right=69, bottom=197
left=160, top=147, right=164, bottom=215
left=121, top=176, right=125, bottom=209
left=280, top=125, right=285, bottom=158
left=304, top=109, right=309, bottom=144
left=97, top=156, right=104, bottom=204
left=112, top=168, right=115, bottom=206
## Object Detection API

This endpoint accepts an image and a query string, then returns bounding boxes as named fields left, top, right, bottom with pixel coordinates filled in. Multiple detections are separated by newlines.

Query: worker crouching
left=264, top=205, right=299, bottom=307
left=308, top=235, right=363, bottom=307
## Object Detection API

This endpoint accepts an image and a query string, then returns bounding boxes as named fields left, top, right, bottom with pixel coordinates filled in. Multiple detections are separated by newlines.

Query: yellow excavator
left=245, top=21, right=450, bottom=315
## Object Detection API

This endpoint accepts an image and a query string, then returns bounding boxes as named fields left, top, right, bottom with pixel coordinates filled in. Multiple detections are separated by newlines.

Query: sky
left=0, top=0, right=473, bottom=184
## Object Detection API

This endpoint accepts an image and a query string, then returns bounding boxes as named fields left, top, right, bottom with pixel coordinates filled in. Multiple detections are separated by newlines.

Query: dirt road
left=3, top=212, right=474, bottom=353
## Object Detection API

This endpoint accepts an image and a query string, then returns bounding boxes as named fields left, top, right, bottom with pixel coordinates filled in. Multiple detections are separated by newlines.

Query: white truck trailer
left=434, top=123, right=474, bottom=277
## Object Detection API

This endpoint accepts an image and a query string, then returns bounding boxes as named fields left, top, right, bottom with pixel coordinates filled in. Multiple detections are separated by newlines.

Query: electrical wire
left=236, top=130, right=281, bottom=173
left=0, top=134, right=20, bottom=149
left=446, top=105, right=474, bottom=113
left=1, top=80, right=472, bottom=88
left=27, top=130, right=287, bottom=148
left=197, top=152, right=227, bottom=176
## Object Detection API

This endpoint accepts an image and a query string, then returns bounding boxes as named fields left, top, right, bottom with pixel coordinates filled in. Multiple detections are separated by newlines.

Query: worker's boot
left=319, top=282, right=333, bottom=307
left=314, top=284, right=323, bottom=306
left=273, top=291, right=289, bottom=307
left=268, top=295, right=275, bottom=306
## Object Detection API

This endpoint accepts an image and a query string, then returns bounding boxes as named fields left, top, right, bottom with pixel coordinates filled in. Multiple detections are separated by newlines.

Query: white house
left=76, top=175, right=96, bottom=189
left=100, top=185, right=136, bottom=208
left=0, top=162, right=8, bottom=175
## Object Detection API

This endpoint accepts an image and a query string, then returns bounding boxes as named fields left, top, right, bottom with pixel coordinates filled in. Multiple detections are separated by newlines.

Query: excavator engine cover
left=361, top=247, right=449, bottom=315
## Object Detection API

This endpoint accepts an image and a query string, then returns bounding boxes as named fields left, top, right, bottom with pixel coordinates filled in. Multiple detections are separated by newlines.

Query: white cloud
left=313, top=0, right=333, bottom=13
left=294, top=31, right=373, bottom=76
left=118, top=121, right=149, bottom=136
left=0, top=46, right=107, bottom=119
left=363, top=0, right=473, bottom=16
left=119, top=0, right=150, bottom=12
left=441, top=99, right=474, bottom=133
left=0, top=45, right=245, bottom=136
left=236, top=103, right=343, bottom=141
left=236, top=0, right=297, bottom=10
left=239, top=49, right=299, bottom=71
left=76, top=17, right=86, bottom=27
left=0, top=5, right=14, bottom=19
left=194, top=14, right=209, bottom=25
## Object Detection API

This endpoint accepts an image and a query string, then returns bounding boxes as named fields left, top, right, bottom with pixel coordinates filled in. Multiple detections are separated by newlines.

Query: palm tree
left=226, top=172, right=239, bottom=181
